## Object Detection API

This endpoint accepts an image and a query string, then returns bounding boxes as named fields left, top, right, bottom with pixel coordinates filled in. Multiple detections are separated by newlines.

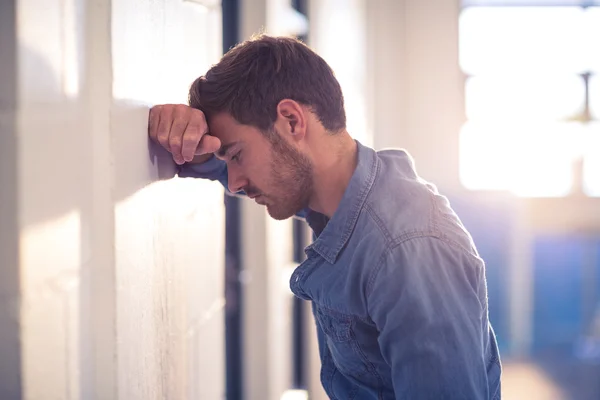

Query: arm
left=153, top=105, right=309, bottom=218
left=367, top=237, right=490, bottom=399
left=148, top=104, right=234, bottom=193
left=179, top=152, right=310, bottom=220
left=178, top=155, right=230, bottom=192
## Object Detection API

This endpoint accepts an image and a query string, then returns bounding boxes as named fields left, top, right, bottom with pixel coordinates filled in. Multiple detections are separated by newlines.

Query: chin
left=266, top=205, right=296, bottom=221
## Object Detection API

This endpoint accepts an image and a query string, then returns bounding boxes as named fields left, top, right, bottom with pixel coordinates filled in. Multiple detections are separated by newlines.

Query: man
left=148, top=35, right=501, bottom=399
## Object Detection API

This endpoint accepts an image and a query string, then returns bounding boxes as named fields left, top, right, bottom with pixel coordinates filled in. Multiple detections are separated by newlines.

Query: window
left=459, top=3, right=600, bottom=197
left=583, top=123, right=600, bottom=196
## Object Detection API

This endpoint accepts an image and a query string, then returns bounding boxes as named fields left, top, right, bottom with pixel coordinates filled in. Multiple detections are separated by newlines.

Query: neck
left=308, top=132, right=358, bottom=218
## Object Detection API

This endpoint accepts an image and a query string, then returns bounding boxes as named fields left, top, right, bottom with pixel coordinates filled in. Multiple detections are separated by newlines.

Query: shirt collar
left=305, top=141, right=379, bottom=263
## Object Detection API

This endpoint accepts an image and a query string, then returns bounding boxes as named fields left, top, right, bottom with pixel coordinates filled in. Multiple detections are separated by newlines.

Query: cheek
left=242, top=160, right=271, bottom=188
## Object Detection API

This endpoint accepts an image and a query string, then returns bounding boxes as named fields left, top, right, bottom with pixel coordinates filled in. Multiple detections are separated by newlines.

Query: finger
left=156, top=105, right=173, bottom=151
left=196, top=134, right=221, bottom=155
left=148, top=105, right=161, bottom=141
left=181, top=109, right=208, bottom=161
left=181, top=121, right=207, bottom=161
left=169, top=106, right=189, bottom=164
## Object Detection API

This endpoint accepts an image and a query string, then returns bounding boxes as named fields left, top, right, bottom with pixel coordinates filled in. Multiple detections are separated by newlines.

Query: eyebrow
left=215, top=142, right=239, bottom=158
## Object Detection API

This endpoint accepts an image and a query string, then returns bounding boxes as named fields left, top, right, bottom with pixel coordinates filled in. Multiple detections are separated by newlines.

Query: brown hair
left=188, top=35, right=346, bottom=135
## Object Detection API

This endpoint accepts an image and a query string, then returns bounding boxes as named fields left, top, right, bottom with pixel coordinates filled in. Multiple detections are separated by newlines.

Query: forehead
left=208, top=113, right=264, bottom=144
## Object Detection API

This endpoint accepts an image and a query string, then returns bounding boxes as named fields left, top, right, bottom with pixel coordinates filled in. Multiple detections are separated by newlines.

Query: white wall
left=0, top=0, right=225, bottom=398
left=309, top=0, right=371, bottom=147
left=366, top=0, right=464, bottom=192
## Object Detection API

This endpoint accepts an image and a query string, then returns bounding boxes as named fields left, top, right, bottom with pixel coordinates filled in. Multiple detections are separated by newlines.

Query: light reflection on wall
left=20, top=210, right=81, bottom=400
left=62, top=0, right=81, bottom=97
left=18, top=0, right=81, bottom=101
left=111, top=1, right=222, bottom=104
left=114, top=177, right=225, bottom=399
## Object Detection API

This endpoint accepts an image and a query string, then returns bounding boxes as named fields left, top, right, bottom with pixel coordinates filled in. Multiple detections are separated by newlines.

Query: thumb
left=196, top=135, right=221, bottom=155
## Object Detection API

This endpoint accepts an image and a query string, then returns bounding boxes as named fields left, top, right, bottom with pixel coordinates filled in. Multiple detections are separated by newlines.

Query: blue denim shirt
left=180, top=141, right=502, bottom=399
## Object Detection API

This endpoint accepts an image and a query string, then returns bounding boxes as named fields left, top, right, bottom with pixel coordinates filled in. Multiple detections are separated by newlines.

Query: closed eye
left=231, top=151, right=241, bottom=163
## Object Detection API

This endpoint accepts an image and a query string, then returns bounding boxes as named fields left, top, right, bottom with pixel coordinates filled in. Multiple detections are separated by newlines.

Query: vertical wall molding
left=0, top=1, right=22, bottom=396
left=82, top=0, right=117, bottom=398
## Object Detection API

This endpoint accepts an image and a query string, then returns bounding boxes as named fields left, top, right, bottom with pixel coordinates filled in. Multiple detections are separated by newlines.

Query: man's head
left=189, top=35, right=347, bottom=220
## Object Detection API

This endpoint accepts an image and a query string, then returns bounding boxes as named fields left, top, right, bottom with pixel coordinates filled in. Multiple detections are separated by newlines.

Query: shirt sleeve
left=177, top=155, right=230, bottom=193
left=367, top=236, right=490, bottom=399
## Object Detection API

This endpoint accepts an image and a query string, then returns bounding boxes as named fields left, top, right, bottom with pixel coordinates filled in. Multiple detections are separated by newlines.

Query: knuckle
left=173, top=104, right=189, bottom=117
left=183, top=135, right=200, bottom=145
left=189, top=120, right=208, bottom=135
left=185, top=124, right=203, bottom=138
left=169, top=135, right=182, bottom=148
left=190, top=107, right=206, bottom=120
left=157, top=135, right=169, bottom=148
left=172, top=120, right=187, bottom=131
left=153, top=105, right=166, bottom=117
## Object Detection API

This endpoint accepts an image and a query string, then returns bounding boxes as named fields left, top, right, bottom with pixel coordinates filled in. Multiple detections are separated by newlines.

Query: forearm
left=177, top=154, right=228, bottom=189
left=188, top=153, right=213, bottom=164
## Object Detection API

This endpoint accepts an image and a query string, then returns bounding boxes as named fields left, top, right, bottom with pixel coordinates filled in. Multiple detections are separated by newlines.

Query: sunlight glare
left=590, top=76, right=600, bottom=120
left=465, top=75, right=584, bottom=122
left=460, top=122, right=584, bottom=197
left=586, top=7, right=600, bottom=72
left=583, top=123, right=600, bottom=197
left=460, top=7, right=586, bottom=75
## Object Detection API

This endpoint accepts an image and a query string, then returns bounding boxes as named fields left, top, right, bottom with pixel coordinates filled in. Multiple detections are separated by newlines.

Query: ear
left=274, top=99, right=307, bottom=142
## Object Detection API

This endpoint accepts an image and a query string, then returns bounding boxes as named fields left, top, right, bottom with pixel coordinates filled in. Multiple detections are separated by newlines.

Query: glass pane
left=465, top=75, right=585, bottom=121
left=460, top=122, right=584, bottom=196
left=460, top=7, right=586, bottom=75
left=460, top=123, right=517, bottom=191
left=587, top=8, right=600, bottom=72
left=591, top=76, right=600, bottom=120
left=583, top=123, right=600, bottom=197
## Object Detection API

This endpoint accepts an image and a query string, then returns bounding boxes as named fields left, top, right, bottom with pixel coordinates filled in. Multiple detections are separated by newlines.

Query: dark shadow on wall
left=14, top=98, right=178, bottom=230
left=111, top=100, right=177, bottom=202
left=0, top=1, right=22, bottom=398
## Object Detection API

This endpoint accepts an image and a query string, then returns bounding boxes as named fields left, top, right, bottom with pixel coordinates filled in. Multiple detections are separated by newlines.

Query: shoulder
left=362, top=148, right=477, bottom=255
left=364, top=149, right=437, bottom=240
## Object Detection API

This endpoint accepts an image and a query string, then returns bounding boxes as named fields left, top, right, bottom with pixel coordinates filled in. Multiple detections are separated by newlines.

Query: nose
left=227, top=166, right=248, bottom=194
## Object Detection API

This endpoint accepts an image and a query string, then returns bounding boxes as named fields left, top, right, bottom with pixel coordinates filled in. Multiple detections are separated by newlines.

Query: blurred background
left=1, top=0, right=599, bottom=399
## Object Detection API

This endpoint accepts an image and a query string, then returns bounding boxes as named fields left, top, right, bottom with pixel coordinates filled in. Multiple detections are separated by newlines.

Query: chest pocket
left=315, top=306, right=369, bottom=379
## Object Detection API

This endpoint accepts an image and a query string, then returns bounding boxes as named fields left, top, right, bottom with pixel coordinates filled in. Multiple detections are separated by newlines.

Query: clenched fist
left=148, top=104, right=221, bottom=165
